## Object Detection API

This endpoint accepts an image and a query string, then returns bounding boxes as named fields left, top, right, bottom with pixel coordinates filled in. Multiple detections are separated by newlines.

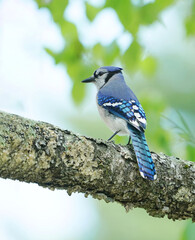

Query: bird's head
left=82, top=66, right=123, bottom=89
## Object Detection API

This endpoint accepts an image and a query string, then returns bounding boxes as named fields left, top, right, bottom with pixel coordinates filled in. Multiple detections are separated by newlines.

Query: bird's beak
left=81, top=76, right=95, bottom=83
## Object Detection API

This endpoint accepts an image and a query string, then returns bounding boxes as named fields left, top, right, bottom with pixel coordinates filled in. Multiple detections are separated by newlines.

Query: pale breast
left=97, top=105, right=129, bottom=136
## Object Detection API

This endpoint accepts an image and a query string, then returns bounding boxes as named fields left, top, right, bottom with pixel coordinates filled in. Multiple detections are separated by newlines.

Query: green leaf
left=180, top=221, right=195, bottom=240
left=140, top=0, right=175, bottom=25
left=186, top=145, right=195, bottom=162
left=45, top=19, right=84, bottom=66
left=185, top=0, right=195, bottom=36
left=122, top=40, right=142, bottom=71
left=140, top=56, right=157, bottom=76
left=92, top=44, right=104, bottom=62
left=61, top=20, right=78, bottom=41
left=92, top=42, right=120, bottom=66
left=36, top=0, right=68, bottom=24
left=105, top=0, right=175, bottom=36
left=104, top=42, right=121, bottom=65
left=36, top=0, right=49, bottom=8
left=185, top=16, right=195, bottom=36
left=68, top=61, right=94, bottom=104
left=114, top=135, right=128, bottom=145
left=72, top=82, right=85, bottom=105
left=85, top=2, right=102, bottom=21
left=105, top=0, right=137, bottom=35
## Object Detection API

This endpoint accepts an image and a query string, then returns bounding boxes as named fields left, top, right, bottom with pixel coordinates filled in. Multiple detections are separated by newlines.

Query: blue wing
left=98, top=92, right=156, bottom=180
left=98, top=92, right=146, bottom=131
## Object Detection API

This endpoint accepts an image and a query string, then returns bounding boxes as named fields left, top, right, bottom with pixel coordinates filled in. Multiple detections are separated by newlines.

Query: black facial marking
left=98, top=71, right=105, bottom=76
left=99, top=69, right=122, bottom=89
left=94, top=70, right=106, bottom=78
left=104, top=70, right=121, bottom=83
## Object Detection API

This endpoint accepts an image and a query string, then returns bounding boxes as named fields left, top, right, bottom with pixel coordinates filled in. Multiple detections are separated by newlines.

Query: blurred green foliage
left=95, top=201, right=186, bottom=240
left=35, top=0, right=176, bottom=102
left=34, top=0, right=195, bottom=238
left=34, top=0, right=195, bottom=159
left=185, top=0, right=195, bottom=35
left=180, top=221, right=195, bottom=240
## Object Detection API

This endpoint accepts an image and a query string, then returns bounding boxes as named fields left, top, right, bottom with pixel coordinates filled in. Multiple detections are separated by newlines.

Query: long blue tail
left=128, top=124, right=157, bottom=180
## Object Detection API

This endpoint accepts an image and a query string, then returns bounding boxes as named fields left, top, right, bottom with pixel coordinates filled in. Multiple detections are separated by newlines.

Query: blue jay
left=82, top=66, right=157, bottom=180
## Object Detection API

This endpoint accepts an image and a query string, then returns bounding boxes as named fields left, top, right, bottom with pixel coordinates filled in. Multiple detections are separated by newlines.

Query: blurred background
left=0, top=0, right=195, bottom=239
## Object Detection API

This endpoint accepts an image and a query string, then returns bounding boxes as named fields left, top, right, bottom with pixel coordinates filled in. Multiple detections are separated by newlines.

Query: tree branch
left=0, top=111, right=194, bottom=221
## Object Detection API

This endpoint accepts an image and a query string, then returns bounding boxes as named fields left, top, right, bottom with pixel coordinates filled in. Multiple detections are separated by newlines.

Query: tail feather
left=128, top=124, right=157, bottom=180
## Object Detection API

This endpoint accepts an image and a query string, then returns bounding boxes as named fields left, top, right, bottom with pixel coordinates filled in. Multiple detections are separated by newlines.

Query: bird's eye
left=94, top=70, right=106, bottom=78
left=98, top=71, right=104, bottom=76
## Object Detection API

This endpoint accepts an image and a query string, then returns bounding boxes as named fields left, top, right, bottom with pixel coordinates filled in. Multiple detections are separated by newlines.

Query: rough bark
left=0, top=111, right=194, bottom=221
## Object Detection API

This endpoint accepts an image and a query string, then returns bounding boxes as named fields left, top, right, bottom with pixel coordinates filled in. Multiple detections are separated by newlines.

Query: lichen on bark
left=0, top=111, right=195, bottom=221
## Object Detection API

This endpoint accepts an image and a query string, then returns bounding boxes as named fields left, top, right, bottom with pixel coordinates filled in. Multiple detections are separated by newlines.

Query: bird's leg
left=107, top=130, right=120, bottom=141
left=127, top=136, right=131, bottom=145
